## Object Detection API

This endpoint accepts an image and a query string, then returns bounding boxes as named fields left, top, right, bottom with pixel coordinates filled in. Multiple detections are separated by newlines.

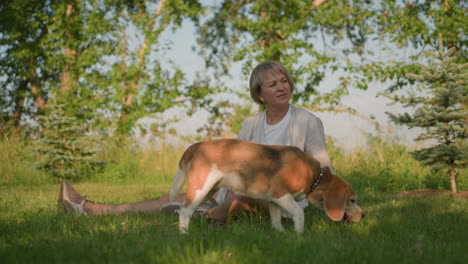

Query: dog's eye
left=350, top=199, right=356, bottom=203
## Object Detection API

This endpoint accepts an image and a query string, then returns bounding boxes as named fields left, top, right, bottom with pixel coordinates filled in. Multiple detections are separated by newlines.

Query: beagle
left=169, top=139, right=363, bottom=234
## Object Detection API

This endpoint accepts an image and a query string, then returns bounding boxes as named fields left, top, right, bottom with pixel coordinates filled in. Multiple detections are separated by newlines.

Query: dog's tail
left=169, top=142, right=202, bottom=200
left=169, top=168, right=186, bottom=201
left=170, top=142, right=202, bottom=201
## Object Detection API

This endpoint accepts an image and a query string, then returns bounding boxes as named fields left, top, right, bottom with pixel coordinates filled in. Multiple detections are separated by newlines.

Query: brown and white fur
left=169, top=139, right=363, bottom=234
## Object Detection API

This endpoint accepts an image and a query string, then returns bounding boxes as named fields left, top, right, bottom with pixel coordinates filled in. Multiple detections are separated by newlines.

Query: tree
left=33, top=104, right=102, bottom=180
left=366, top=0, right=467, bottom=91
left=385, top=37, right=467, bottom=193
left=49, top=0, right=203, bottom=137
left=0, top=0, right=114, bottom=126
left=1, top=0, right=206, bottom=139
left=96, top=0, right=203, bottom=137
left=0, top=0, right=52, bottom=124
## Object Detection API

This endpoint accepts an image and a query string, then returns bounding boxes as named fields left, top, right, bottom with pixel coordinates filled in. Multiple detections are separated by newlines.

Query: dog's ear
left=323, top=187, right=346, bottom=221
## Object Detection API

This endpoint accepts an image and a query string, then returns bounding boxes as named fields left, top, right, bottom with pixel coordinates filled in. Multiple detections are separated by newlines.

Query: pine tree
left=33, top=104, right=102, bottom=180
left=386, top=37, right=467, bottom=193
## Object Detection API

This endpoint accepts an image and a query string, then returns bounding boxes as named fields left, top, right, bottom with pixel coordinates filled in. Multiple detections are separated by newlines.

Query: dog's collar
left=306, top=168, right=324, bottom=194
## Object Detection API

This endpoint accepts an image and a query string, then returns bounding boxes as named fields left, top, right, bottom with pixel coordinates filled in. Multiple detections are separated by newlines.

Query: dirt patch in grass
left=399, top=189, right=468, bottom=198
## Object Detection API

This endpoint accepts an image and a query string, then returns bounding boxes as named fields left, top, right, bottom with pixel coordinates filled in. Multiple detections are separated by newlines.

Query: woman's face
left=258, top=70, right=291, bottom=108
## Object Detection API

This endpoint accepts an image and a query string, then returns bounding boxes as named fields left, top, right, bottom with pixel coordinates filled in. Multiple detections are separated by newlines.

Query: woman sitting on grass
left=59, top=61, right=334, bottom=221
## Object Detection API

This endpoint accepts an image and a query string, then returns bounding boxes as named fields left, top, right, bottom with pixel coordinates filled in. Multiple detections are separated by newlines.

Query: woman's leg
left=205, top=190, right=269, bottom=222
left=58, top=180, right=186, bottom=216
left=58, top=180, right=269, bottom=219
left=83, top=193, right=187, bottom=216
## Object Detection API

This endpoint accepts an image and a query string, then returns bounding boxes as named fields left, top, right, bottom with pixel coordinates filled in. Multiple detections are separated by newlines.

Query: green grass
left=0, top=183, right=466, bottom=263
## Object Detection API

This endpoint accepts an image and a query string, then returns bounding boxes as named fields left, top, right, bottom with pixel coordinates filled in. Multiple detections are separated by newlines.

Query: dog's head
left=307, top=168, right=364, bottom=223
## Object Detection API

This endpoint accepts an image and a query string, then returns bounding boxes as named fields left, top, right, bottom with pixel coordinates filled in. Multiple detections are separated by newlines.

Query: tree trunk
left=60, top=51, right=73, bottom=94
left=311, top=0, right=326, bottom=10
left=60, top=3, right=78, bottom=95
left=118, top=0, right=166, bottom=133
left=30, top=69, right=45, bottom=114
left=119, top=27, right=128, bottom=126
left=462, top=101, right=468, bottom=130
left=12, top=79, right=29, bottom=126
left=449, top=168, right=457, bottom=194
left=259, top=12, right=282, bottom=61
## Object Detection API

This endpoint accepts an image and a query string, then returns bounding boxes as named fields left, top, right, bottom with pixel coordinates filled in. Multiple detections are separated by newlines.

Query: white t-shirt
left=263, top=106, right=291, bottom=146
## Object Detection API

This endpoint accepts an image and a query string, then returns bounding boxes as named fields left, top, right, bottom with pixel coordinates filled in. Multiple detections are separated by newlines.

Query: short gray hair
left=249, top=61, right=295, bottom=105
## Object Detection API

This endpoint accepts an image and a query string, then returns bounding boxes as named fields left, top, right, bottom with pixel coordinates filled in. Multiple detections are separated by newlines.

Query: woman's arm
left=304, top=116, right=335, bottom=173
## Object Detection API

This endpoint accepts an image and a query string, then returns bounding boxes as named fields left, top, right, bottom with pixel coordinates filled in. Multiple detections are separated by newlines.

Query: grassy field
left=0, top=183, right=467, bottom=263
left=1, top=134, right=467, bottom=263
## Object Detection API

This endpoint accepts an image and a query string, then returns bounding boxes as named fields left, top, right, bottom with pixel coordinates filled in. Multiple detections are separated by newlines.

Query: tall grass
left=0, top=132, right=52, bottom=186
left=328, top=135, right=468, bottom=194
left=91, top=139, right=185, bottom=185
left=1, top=131, right=466, bottom=192
left=0, top=133, right=184, bottom=186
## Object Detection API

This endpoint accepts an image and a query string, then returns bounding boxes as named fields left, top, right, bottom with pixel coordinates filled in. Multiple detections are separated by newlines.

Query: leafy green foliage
left=196, top=0, right=467, bottom=110
left=0, top=0, right=206, bottom=139
left=0, top=0, right=53, bottom=122
left=1, top=0, right=467, bottom=142
left=88, top=0, right=203, bottom=137
left=33, top=104, right=103, bottom=180
left=385, top=39, right=467, bottom=192
left=229, top=103, right=256, bottom=135
left=197, top=0, right=337, bottom=107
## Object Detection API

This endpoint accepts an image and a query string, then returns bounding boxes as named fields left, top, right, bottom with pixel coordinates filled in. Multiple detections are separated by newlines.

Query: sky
left=140, top=18, right=425, bottom=150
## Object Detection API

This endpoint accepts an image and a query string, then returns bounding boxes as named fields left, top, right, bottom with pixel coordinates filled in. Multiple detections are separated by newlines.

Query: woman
left=59, top=61, right=334, bottom=221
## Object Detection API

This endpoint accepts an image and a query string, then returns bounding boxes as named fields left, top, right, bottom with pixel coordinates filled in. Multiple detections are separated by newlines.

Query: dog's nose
left=361, top=212, right=366, bottom=218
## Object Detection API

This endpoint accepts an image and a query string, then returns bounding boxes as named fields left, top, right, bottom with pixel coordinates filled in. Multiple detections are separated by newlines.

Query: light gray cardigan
left=237, top=105, right=334, bottom=172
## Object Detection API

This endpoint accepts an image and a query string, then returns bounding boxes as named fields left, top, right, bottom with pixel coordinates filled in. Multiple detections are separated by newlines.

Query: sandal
left=57, top=180, right=88, bottom=216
